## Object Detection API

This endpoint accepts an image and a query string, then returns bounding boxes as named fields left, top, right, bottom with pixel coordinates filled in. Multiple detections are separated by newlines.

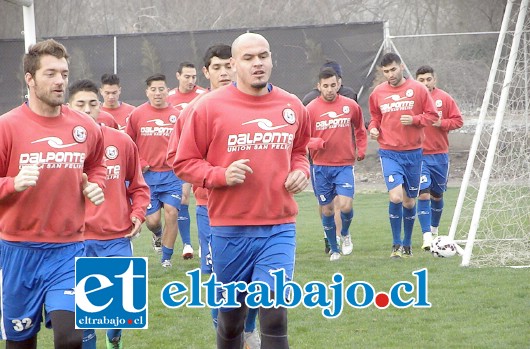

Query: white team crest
left=405, top=89, right=414, bottom=98
left=436, top=99, right=443, bottom=108
left=342, top=105, right=350, bottom=114
left=420, top=175, right=428, bottom=183
left=105, top=145, right=118, bottom=160
left=72, top=126, right=87, bottom=143
left=169, top=114, right=177, bottom=124
left=283, top=108, right=295, bottom=125
left=388, top=175, right=395, bottom=183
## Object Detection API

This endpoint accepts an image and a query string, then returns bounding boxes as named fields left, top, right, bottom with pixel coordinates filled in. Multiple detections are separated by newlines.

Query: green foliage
left=38, top=189, right=530, bottom=348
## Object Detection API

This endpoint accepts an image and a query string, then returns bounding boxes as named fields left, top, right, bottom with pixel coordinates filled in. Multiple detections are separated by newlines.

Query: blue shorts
left=196, top=205, right=212, bottom=274
left=84, top=237, right=133, bottom=258
left=379, top=149, right=422, bottom=198
left=420, top=154, right=449, bottom=195
left=210, top=224, right=296, bottom=311
left=144, top=171, right=182, bottom=215
left=0, top=241, right=84, bottom=341
left=312, top=165, right=355, bottom=205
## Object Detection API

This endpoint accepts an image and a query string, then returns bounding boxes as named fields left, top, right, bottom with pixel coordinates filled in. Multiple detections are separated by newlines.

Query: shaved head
left=231, top=33, right=270, bottom=57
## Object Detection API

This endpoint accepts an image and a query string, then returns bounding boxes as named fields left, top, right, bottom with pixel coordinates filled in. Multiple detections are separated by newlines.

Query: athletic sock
left=431, top=198, right=444, bottom=228
left=340, top=210, right=354, bottom=236
left=161, top=246, right=173, bottom=262
left=403, top=205, right=416, bottom=247
left=82, top=329, right=97, bottom=349
left=153, top=225, right=162, bottom=238
left=106, top=329, right=122, bottom=342
left=417, top=199, right=431, bottom=234
left=178, top=204, right=191, bottom=245
left=322, top=214, right=338, bottom=252
left=389, top=202, right=403, bottom=245
left=244, top=307, right=259, bottom=333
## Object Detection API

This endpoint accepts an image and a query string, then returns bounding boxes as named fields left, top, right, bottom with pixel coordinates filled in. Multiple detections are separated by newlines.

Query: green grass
left=38, top=188, right=530, bottom=348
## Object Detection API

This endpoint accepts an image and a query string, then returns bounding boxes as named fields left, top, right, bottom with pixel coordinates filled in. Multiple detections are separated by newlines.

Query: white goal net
left=449, top=0, right=530, bottom=267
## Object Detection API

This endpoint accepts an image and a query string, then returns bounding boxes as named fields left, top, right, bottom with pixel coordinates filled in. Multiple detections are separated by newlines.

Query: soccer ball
left=430, top=236, right=460, bottom=258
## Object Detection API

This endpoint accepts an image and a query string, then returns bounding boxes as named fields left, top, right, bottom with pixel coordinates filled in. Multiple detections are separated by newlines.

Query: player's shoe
left=106, top=336, right=123, bottom=349
left=161, top=259, right=172, bottom=268
left=422, top=232, right=433, bottom=251
left=431, top=226, right=439, bottom=238
left=390, top=244, right=402, bottom=259
left=324, top=237, right=331, bottom=254
left=182, top=244, right=194, bottom=259
left=152, top=235, right=162, bottom=253
left=244, top=329, right=261, bottom=349
left=341, top=234, right=353, bottom=255
left=330, top=252, right=341, bottom=261
left=402, top=246, right=413, bottom=258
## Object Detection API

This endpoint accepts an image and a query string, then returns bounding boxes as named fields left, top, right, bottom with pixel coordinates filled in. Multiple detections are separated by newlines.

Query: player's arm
left=410, top=87, right=439, bottom=127
left=124, top=140, right=150, bottom=238
left=125, top=111, right=150, bottom=171
left=368, top=93, right=382, bottom=139
left=351, top=103, right=368, bottom=161
left=166, top=109, right=186, bottom=167
left=285, top=106, right=310, bottom=194
left=82, top=125, right=106, bottom=206
left=438, top=97, right=463, bottom=131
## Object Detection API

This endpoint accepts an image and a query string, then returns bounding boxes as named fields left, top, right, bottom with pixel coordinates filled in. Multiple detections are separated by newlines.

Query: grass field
left=38, top=188, right=530, bottom=348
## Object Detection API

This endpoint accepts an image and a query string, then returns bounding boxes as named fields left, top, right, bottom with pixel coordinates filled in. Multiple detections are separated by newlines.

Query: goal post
left=4, top=0, right=35, bottom=52
left=450, top=0, right=530, bottom=267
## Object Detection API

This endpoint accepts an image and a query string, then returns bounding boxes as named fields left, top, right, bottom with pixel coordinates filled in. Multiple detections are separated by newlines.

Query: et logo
left=75, top=257, right=148, bottom=329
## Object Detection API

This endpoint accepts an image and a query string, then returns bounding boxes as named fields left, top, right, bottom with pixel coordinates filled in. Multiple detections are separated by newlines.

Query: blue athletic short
left=379, top=148, right=422, bottom=198
left=143, top=170, right=182, bottom=215
left=196, top=205, right=212, bottom=274
left=420, top=153, right=449, bottom=195
left=84, top=237, right=133, bottom=258
left=0, top=241, right=84, bottom=341
left=210, top=224, right=296, bottom=311
left=312, top=165, right=355, bottom=205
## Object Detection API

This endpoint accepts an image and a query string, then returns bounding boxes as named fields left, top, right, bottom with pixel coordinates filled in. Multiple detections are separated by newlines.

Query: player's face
left=203, top=57, right=233, bottom=90
left=231, top=36, right=273, bottom=95
left=317, top=76, right=339, bottom=102
left=26, top=54, right=69, bottom=108
left=69, top=90, right=100, bottom=120
left=382, top=62, right=405, bottom=87
left=416, top=73, right=436, bottom=92
left=177, top=67, right=197, bottom=93
left=146, top=80, right=169, bottom=108
left=100, top=84, right=121, bottom=108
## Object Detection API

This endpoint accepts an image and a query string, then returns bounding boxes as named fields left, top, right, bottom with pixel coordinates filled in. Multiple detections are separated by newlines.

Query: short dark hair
left=318, top=67, right=339, bottom=81
left=178, top=61, right=195, bottom=73
left=415, top=65, right=434, bottom=77
left=24, top=39, right=69, bottom=77
left=101, top=73, right=120, bottom=86
left=321, top=60, right=342, bottom=78
left=68, top=79, right=98, bottom=101
left=380, top=52, right=402, bottom=67
left=203, top=44, right=231, bottom=69
left=145, top=73, right=166, bottom=86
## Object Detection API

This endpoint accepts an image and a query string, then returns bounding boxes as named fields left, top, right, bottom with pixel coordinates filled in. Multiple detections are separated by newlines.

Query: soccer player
left=415, top=65, right=463, bottom=250
left=100, top=73, right=135, bottom=131
left=167, top=62, right=208, bottom=257
left=167, top=44, right=261, bottom=349
left=307, top=67, right=367, bottom=261
left=68, top=79, right=150, bottom=349
left=368, top=52, right=438, bottom=258
left=173, top=33, right=310, bottom=349
left=0, top=39, right=106, bottom=349
left=126, top=74, right=190, bottom=267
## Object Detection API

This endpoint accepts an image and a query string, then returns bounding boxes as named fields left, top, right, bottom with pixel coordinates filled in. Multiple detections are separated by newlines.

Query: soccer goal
left=448, top=0, right=530, bottom=268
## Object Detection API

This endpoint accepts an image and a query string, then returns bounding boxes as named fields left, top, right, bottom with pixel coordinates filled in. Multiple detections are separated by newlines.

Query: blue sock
left=417, top=199, right=431, bottom=233
left=403, top=205, right=416, bottom=247
left=106, top=329, right=122, bottom=342
left=244, top=307, right=259, bottom=332
left=153, top=225, right=162, bottom=238
left=161, top=246, right=173, bottom=262
left=340, top=210, right=354, bottom=236
left=389, top=202, right=403, bottom=245
left=211, top=308, right=219, bottom=329
left=178, top=205, right=191, bottom=245
left=82, top=329, right=96, bottom=349
left=431, top=198, right=444, bottom=228
left=322, top=214, right=339, bottom=253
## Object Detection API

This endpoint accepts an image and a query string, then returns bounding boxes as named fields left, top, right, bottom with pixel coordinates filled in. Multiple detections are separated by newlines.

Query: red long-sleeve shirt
left=368, top=79, right=438, bottom=151
left=126, top=102, right=180, bottom=172
left=173, top=84, right=310, bottom=226
left=84, top=126, right=150, bottom=240
left=307, top=95, right=367, bottom=165
left=101, top=102, right=135, bottom=132
left=422, top=87, right=463, bottom=155
left=0, top=104, right=106, bottom=243
left=167, top=85, right=207, bottom=112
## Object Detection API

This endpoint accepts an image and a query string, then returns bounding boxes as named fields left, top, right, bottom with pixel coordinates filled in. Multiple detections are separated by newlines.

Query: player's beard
left=251, top=82, right=268, bottom=90
left=34, top=81, right=65, bottom=107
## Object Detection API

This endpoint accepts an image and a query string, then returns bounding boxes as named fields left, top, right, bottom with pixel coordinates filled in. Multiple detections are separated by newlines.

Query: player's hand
left=432, top=118, right=442, bottom=127
left=14, top=165, right=40, bottom=192
left=225, top=159, right=253, bottom=186
left=142, top=165, right=150, bottom=173
left=400, top=115, right=413, bottom=125
left=125, top=216, right=142, bottom=239
left=284, top=169, right=309, bottom=194
left=369, top=128, right=379, bottom=140
left=357, top=154, right=365, bottom=161
left=82, top=173, right=105, bottom=205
